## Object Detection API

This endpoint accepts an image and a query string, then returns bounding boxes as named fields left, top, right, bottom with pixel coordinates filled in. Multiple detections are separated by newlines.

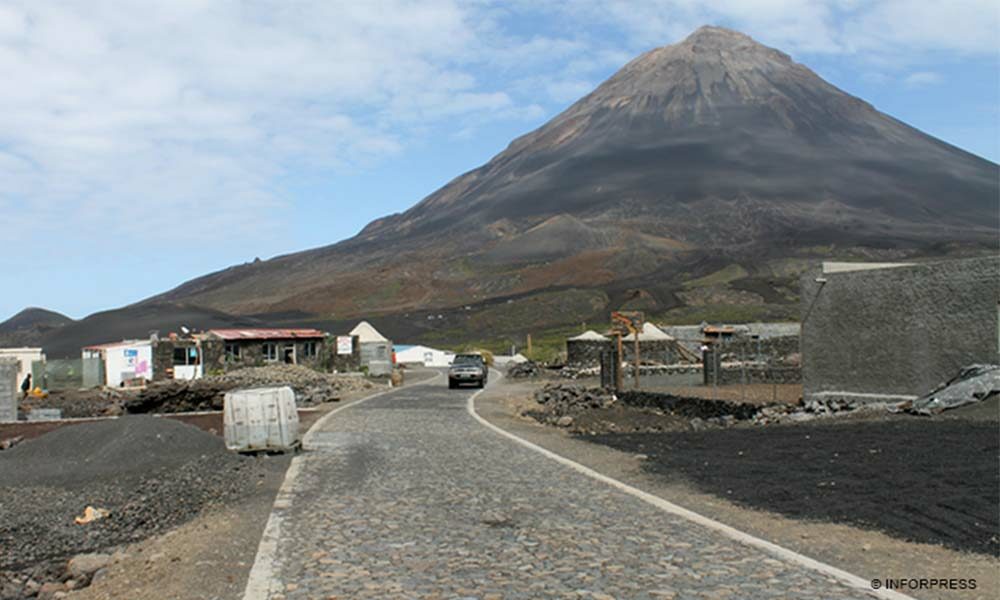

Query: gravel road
left=248, top=376, right=884, bottom=599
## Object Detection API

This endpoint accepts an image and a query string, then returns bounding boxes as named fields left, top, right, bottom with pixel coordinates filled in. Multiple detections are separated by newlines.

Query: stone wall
left=566, top=340, right=609, bottom=367
left=0, top=358, right=16, bottom=422
left=622, top=339, right=678, bottom=365
left=327, top=335, right=361, bottom=372
left=719, top=335, right=800, bottom=361
left=800, top=256, right=999, bottom=402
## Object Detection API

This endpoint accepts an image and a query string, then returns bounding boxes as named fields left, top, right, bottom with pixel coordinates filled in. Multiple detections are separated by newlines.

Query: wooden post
left=615, top=332, right=623, bottom=393
left=634, top=335, right=641, bottom=390
left=526, top=334, right=532, bottom=356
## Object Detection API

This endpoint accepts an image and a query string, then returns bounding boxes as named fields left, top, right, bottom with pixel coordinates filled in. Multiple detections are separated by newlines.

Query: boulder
left=67, top=552, right=112, bottom=579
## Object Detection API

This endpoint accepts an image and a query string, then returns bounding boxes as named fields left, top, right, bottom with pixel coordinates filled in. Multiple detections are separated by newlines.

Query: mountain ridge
left=140, top=25, right=997, bottom=344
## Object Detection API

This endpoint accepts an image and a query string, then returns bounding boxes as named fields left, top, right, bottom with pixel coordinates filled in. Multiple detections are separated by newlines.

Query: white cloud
left=0, top=1, right=531, bottom=247
left=903, top=71, right=944, bottom=87
left=0, top=0, right=994, bottom=254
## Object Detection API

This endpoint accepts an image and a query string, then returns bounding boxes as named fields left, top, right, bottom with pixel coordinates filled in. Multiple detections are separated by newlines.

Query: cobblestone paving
left=264, top=382, right=879, bottom=599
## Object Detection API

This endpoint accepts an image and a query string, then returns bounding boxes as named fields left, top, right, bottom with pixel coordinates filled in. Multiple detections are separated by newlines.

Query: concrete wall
left=0, top=348, right=43, bottom=391
left=800, top=255, right=999, bottom=402
left=0, top=358, right=16, bottom=422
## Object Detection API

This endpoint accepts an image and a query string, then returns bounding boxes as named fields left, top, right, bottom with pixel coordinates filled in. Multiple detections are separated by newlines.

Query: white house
left=395, top=344, right=455, bottom=367
left=82, top=340, right=153, bottom=387
left=0, top=347, right=44, bottom=390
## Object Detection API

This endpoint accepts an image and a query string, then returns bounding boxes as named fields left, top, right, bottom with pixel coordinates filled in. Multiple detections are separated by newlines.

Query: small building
left=395, top=344, right=454, bottom=367
left=622, top=323, right=678, bottom=364
left=566, top=331, right=610, bottom=367
left=202, top=328, right=327, bottom=370
left=83, top=340, right=153, bottom=388
left=350, top=321, right=393, bottom=374
left=0, top=347, right=44, bottom=390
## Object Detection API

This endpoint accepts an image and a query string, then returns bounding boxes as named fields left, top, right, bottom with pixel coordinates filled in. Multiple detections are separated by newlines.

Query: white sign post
left=336, top=336, right=353, bottom=355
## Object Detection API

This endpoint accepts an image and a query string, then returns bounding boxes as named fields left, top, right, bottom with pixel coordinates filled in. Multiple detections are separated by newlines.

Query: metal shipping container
left=223, top=386, right=300, bottom=452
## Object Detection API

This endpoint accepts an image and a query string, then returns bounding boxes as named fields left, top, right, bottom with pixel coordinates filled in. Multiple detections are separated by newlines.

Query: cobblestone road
left=253, top=378, right=881, bottom=599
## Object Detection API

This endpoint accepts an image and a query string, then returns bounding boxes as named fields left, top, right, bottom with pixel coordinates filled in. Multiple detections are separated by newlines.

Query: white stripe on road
left=242, top=373, right=442, bottom=600
left=466, top=374, right=914, bottom=600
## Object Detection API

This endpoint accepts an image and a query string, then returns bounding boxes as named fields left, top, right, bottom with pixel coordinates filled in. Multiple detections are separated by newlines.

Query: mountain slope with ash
left=146, top=26, right=997, bottom=338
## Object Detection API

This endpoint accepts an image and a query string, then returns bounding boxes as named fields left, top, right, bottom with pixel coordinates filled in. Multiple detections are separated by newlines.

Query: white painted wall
left=0, top=348, right=44, bottom=390
left=103, top=342, right=153, bottom=387
left=395, top=345, right=454, bottom=367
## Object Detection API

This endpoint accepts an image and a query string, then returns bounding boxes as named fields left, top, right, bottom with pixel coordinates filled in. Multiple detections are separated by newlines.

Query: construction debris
left=897, top=364, right=1000, bottom=415
left=127, top=365, right=376, bottom=413
left=74, top=506, right=110, bottom=525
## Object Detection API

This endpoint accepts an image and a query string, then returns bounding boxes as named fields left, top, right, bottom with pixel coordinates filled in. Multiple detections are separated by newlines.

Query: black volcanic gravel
left=0, top=416, right=270, bottom=583
left=582, top=419, right=1000, bottom=556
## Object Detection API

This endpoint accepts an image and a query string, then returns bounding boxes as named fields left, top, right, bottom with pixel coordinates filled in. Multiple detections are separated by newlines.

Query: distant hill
left=133, top=26, right=997, bottom=350
left=28, top=303, right=266, bottom=359
left=0, top=308, right=74, bottom=348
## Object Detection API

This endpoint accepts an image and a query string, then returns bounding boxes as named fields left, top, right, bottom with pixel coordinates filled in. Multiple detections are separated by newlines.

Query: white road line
left=241, top=372, right=443, bottom=600
left=466, top=374, right=914, bottom=600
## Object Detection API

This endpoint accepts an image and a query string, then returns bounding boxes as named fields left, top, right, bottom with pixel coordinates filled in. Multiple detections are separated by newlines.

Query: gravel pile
left=534, top=384, right=615, bottom=413
left=127, top=365, right=376, bottom=413
left=0, top=416, right=267, bottom=598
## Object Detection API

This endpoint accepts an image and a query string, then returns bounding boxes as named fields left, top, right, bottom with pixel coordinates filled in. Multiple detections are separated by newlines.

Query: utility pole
left=634, top=334, right=641, bottom=390
left=615, top=332, right=624, bottom=393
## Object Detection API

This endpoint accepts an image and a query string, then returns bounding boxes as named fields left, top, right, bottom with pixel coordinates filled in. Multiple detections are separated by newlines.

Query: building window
left=225, top=343, right=241, bottom=362
left=262, top=343, right=278, bottom=362
left=302, top=342, right=317, bottom=358
left=172, top=347, right=199, bottom=366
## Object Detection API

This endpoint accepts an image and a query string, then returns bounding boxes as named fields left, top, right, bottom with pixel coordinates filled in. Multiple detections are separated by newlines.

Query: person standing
left=20, top=373, right=31, bottom=399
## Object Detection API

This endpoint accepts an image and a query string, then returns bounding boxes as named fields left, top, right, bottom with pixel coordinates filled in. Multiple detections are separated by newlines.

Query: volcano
left=148, top=26, right=998, bottom=346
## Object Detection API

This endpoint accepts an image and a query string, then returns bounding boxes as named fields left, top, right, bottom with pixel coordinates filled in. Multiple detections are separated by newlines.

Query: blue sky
left=1, top=0, right=997, bottom=321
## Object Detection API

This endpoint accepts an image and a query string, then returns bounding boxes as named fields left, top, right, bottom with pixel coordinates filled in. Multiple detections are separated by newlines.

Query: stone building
left=566, top=330, right=610, bottom=367
left=800, top=256, right=999, bottom=403
left=622, top=323, right=678, bottom=364
left=151, top=328, right=327, bottom=380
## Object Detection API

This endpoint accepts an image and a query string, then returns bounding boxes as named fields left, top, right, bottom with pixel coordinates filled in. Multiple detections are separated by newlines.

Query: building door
left=282, top=344, right=296, bottom=364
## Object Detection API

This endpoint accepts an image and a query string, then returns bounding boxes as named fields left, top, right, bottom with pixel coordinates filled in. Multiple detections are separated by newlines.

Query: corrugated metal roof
left=83, top=339, right=151, bottom=351
left=207, top=328, right=326, bottom=341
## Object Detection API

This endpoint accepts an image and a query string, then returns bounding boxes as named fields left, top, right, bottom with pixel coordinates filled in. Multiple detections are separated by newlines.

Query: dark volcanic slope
left=38, top=303, right=264, bottom=359
left=149, top=26, right=998, bottom=322
left=0, top=308, right=74, bottom=347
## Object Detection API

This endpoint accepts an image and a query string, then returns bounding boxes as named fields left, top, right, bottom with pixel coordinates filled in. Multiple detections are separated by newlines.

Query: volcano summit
left=149, top=26, right=997, bottom=343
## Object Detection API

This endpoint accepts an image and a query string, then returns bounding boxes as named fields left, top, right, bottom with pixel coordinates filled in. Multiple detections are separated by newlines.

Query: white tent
left=623, top=322, right=675, bottom=342
left=395, top=345, right=454, bottom=367
left=568, top=330, right=609, bottom=341
left=350, top=321, right=388, bottom=343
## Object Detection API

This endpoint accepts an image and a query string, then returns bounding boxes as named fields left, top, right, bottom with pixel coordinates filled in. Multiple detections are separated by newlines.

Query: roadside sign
left=336, top=336, right=353, bottom=355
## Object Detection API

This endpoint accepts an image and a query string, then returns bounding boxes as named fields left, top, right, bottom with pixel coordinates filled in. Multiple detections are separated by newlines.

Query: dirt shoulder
left=475, top=380, right=999, bottom=600
left=66, top=369, right=440, bottom=600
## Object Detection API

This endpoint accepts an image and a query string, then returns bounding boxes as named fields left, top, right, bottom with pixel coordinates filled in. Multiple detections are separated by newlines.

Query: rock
left=37, top=582, right=66, bottom=600
left=555, top=416, right=574, bottom=427
left=67, top=552, right=112, bottom=579
left=90, top=568, right=110, bottom=585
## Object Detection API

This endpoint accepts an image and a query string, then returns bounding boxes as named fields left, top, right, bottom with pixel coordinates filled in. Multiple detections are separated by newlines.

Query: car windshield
left=453, top=355, right=483, bottom=365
